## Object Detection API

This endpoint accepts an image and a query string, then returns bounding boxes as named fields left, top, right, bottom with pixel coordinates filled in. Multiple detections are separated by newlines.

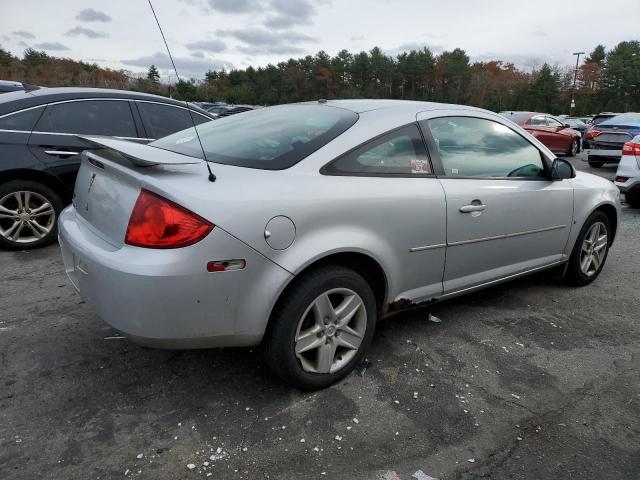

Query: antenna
left=146, top=0, right=216, bottom=182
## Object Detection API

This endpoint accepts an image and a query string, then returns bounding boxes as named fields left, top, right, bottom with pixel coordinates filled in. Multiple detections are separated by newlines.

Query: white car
left=614, top=135, right=640, bottom=208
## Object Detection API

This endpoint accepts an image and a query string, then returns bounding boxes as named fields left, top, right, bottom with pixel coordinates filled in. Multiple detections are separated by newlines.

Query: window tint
left=0, top=107, right=44, bottom=131
left=325, top=124, right=430, bottom=175
left=426, top=116, right=545, bottom=178
left=151, top=105, right=359, bottom=170
left=527, top=116, right=546, bottom=126
left=547, top=117, right=564, bottom=127
left=137, top=102, right=207, bottom=139
left=34, top=100, right=136, bottom=137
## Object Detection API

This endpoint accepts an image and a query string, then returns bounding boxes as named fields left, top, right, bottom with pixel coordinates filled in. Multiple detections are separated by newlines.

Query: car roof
left=302, top=99, right=488, bottom=115
left=0, top=87, right=214, bottom=117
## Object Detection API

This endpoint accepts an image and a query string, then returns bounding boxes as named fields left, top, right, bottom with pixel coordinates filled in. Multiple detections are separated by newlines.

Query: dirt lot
left=1, top=153, right=639, bottom=480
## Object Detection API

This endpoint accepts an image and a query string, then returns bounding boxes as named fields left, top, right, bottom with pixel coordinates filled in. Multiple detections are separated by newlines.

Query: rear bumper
left=58, top=206, right=292, bottom=348
left=586, top=148, right=622, bottom=160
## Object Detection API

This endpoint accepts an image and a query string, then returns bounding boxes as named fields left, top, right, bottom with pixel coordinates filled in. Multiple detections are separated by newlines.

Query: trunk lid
left=72, top=138, right=204, bottom=247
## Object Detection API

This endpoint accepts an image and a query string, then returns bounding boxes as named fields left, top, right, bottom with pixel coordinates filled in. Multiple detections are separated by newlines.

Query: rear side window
left=0, top=106, right=44, bottom=131
left=34, top=100, right=136, bottom=137
left=137, top=102, right=208, bottom=139
left=151, top=105, right=359, bottom=170
left=527, top=116, right=546, bottom=126
left=324, top=124, right=430, bottom=175
left=425, top=116, right=545, bottom=178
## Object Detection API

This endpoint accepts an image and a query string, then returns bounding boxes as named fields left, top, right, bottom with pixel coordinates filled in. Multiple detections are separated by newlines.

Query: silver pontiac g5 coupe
left=59, top=100, right=621, bottom=390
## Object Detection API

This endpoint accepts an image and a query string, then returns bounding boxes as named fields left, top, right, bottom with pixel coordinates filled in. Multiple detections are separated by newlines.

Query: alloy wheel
left=0, top=191, right=56, bottom=244
left=579, top=221, right=608, bottom=277
left=570, top=140, right=578, bottom=156
left=294, top=288, right=367, bottom=374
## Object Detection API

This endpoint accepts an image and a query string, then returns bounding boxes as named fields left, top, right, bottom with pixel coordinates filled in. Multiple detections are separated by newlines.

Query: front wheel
left=0, top=180, right=63, bottom=250
left=264, top=265, right=377, bottom=390
left=567, top=139, right=578, bottom=157
left=564, top=211, right=611, bottom=286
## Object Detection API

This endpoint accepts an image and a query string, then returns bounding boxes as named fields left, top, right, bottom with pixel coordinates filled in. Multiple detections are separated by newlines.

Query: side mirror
left=564, top=123, right=571, bottom=128
left=550, top=158, right=576, bottom=180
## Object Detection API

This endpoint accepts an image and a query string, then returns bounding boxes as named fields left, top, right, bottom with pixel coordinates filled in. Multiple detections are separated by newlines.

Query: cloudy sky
left=1, top=0, right=638, bottom=80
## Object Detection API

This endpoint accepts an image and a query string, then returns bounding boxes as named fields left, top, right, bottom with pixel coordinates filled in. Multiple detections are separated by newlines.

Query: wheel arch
left=594, top=202, right=618, bottom=244
left=0, top=169, right=71, bottom=203
left=263, top=250, right=389, bottom=339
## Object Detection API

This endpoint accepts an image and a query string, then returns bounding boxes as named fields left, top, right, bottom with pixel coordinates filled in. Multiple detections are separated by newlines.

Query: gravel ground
left=1, top=152, right=639, bottom=480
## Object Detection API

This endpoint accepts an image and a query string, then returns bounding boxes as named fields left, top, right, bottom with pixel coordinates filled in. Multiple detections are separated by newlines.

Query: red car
left=500, top=111, right=582, bottom=157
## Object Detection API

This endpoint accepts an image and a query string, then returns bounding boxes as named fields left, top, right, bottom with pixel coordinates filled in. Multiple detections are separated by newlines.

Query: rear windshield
left=150, top=104, right=358, bottom=170
left=499, top=112, right=532, bottom=124
left=592, top=115, right=618, bottom=125
left=600, top=113, right=640, bottom=125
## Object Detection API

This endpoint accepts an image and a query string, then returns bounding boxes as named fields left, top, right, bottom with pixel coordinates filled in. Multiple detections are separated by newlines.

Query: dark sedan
left=584, top=113, right=640, bottom=168
left=0, top=87, right=215, bottom=249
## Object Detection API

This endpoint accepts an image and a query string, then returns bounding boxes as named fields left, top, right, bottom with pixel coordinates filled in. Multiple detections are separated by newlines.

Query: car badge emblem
left=88, top=173, right=97, bottom=193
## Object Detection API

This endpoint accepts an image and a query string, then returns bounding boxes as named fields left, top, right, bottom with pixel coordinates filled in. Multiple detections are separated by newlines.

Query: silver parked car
left=58, top=100, right=621, bottom=390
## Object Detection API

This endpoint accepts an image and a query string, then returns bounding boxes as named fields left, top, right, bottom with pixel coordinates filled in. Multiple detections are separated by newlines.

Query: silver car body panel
left=58, top=100, right=622, bottom=348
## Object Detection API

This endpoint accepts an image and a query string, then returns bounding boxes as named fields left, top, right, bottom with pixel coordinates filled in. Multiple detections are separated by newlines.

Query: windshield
left=150, top=104, right=358, bottom=170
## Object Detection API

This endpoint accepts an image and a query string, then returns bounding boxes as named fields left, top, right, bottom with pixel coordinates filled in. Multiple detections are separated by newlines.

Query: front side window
left=0, top=106, right=45, bottom=131
left=425, top=116, right=546, bottom=179
left=324, top=124, right=430, bottom=175
left=137, top=102, right=208, bottom=139
left=34, top=100, right=137, bottom=137
left=151, top=104, right=359, bottom=170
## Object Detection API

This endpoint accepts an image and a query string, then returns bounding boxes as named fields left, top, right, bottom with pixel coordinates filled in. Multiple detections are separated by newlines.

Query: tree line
left=1, top=41, right=639, bottom=115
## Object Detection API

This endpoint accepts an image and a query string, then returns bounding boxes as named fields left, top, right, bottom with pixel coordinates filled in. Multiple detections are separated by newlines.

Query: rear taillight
left=125, top=189, right=213, bottom=248
left=622, top=141, right=640, bottom=156
left=585, top=130, right=601, bottom=139
left=615, top=176, right=629, bottom=183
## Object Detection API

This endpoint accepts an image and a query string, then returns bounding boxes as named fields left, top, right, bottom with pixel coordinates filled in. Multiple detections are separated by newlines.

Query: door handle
left=460, top=203, right=487, bottom=213
left=44, top=150, right=80, bottom=156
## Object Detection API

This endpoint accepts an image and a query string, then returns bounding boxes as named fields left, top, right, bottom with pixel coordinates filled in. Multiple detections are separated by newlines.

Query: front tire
left=0, top=180, right=63, bottom=250
left=564, top=211, right=611, bottom=286
left=567, top=139, right=578, bottom=157
left=264, top=265, right=377, bottom=390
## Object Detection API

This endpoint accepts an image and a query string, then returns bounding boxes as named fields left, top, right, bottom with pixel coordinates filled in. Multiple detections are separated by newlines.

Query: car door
left=135, top=101, right=211, bottom=140
left=419, top=112, right=573, bottom=294
left=524, top=115, right=554, bottom=148
left=28, top=99, right=140, bottom=190
left=324, top=124, right=447, bottom=303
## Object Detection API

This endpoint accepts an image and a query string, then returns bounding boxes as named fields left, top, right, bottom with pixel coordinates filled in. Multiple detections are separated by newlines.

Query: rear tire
left=0, top=180, right=63, bottom=250
left=567, top=139, right=578, bottom=157
left=588, top=156, right=604, bottom=168
left=626, top=191, right=640, bottom=209
left=563, top=211, right=611, bottom=286
left=264, top=265, right=377, bottom=390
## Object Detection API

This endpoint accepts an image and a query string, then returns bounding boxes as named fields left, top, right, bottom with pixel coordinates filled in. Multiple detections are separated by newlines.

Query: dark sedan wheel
left=0, top=180, right=63, bottom=250
left=588, top=156, right=604, bottom=168
left=626, top=191, right=640, bottom=209
left=264, top=265, right=376, bottom=390
left=567, top=139, right=578, bottom=157
left=564, top=211, right=610, bottom=286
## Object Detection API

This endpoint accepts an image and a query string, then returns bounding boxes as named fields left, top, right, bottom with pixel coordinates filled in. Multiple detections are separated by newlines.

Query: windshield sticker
left=411, top=159, right=430, bottom=174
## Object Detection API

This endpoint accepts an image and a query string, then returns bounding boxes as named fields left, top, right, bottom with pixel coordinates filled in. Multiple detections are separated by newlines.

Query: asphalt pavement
left=1, top=152, right=639, bottom=480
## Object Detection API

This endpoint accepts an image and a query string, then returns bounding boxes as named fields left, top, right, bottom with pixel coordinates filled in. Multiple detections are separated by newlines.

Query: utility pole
left=570, top=51, right=585, bottom=115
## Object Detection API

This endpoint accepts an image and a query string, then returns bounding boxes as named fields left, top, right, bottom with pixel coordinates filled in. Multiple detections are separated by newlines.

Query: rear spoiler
left=77, top=136, right=202, bottom=167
